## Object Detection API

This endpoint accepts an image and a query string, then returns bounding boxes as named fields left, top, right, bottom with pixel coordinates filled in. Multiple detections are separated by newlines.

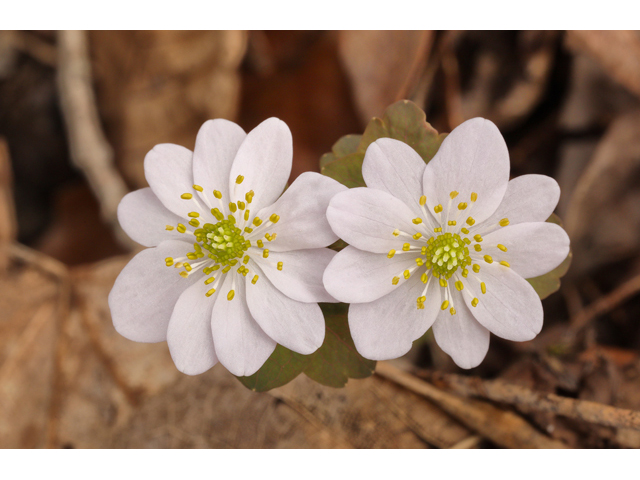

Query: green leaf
left=320, top=100, right=446, bottom=188
left=236, top=303, right=375, bottom=392
left=526, top=213, right=572, bottom=300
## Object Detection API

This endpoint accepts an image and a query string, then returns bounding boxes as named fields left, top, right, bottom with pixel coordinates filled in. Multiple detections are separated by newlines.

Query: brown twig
left=375, top=361, right=567, bottom=448
left=56, top=30, right=133, bottom=250
left=433, top=372, right=640, bottom=431
left=0, top=139, right=17, bottom=271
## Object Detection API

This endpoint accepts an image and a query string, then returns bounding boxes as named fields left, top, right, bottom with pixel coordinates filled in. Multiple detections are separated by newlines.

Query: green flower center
left=423, top=232, right=472, bottom=279
left=196, top=218, right=250, bottom=266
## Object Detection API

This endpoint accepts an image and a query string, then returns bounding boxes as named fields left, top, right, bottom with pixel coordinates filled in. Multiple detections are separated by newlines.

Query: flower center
left=423, top=232, right=471, bottom=279
left=201, top=218, right=250, bottom=265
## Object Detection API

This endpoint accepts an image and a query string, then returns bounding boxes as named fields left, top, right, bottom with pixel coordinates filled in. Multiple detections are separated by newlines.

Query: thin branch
left=0, top=139, right=17, bottom=271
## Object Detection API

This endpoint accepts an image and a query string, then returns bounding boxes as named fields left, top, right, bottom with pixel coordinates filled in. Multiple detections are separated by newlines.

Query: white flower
left=323, top=118, right=570, bottom=369
left=109, top=118, right=346, bottom=376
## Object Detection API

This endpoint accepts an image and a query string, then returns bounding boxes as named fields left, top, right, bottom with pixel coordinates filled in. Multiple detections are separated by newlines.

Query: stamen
left=450, top=191, right=459, bottom=199
left=193, top=185, right=203, bottom=192
left=403, top=270, right=411, bottom=279
left=474, top=245, right=482, bottom=252
left=455, top=280, right=464, bottom=291
left=413, top=233, right=422, bottom=240
left=466, top=217, right=475, bottom=226
left=206, top=288, right=216, bottom=297
left=434, top=204, right=443, bottom=214
left=256, top=239, right=264, bottom=248
left=500, top=261, right=510, bottom=267
left=461, top=227, right=469, bottom=234
left=450, top=307, right=456, bottom=316
left=205, top=277, right=216, bottom=285
left=471, top=298, right=479, bottom=307
left=388, top=249, right=396, bottom=258
left=470, top=192, right=478, bottom=202
left=165, top=257, right=174, bottom=266
left=177, top=224, right=187, bottom=234
left=481, top=282, right=487, bottom=294
left=392, top=276, right=399, bottom=285
left=412, top=218, right=423, bottom=224
left=402, top=243, right=411, bottom=251
left=235, top=175, right=244, bottom=184
left=277, top=261, right=283, bottom=271
left=270, top=214, right=280, bottom=223
left=473, top=234, right=482, bottom=242
left=472, top=264, right=480, bottom=273
left=434, top=227, right=443, bottom=233
left=245, top=191, right=254, bottom=203
left=499, top=218, right=510, bottom=227
left=251, top=275, right=259, bottom=284
left=227, top=290, right=235, bottom=301
left=229, top=202, right=237, bottom=213
left=419, top=195, right=427, bottom=206
left=448, top=220, right=457, bottom=226
left=189, top=219, right=200, bottom=227
left=483, top=255, right=493, bottom=264
left=165, top=225, right=174, bottom=231
left=213, top=190, right=222, bottom=199
left=441, top=300, right=449, bottom=310
left=458, top=202, right=467, bottom=210
left=180, top=193, right=193, bottom=200
left=237, top=201, right=246, bottom=210
left=263, top=249, right=269, bottom=258
left=188, top=211, right=200, bottom=218
left=497, top=244, right=508, bottom=252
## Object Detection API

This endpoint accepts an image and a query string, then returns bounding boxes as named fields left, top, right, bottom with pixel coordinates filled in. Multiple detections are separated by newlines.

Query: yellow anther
left=251, top=275, right=259, bottom=285
left=274, top=261, right=282, bottom=271
left=497, top=244, right=508, bottom=252
left=189, top=219, right=200, bottom=227
left=472, top=264, right=480, bottom=273
left=421, top=272, right=428, bottom=283
left=177, top=224, right=187, bottom=233
left=434, top=227, right=443, bottom=233
left=474, top=234, right=482, bottom=242
left=256, top=239, right=264, bottom=248
left=392, top=229, right=400, bottom=237
left=184, top=263, right=192, bottom=272
left=227, top=290, right=235, bottom=301
left=458, top=202, right=468, bottom=210
left=500, top=261, right=510, bottom=268
left=211, top=208, right=223, bottom=220
left=229, top=202, right=237, bottom=213
left=419, top=195, right=427, bottom=206
left=461, top=227, right=469, bottom=234
left=462, top=268, right=469, bottom=278
left=434, top=204, right=443, bottom=214
left=499, top=218, right=510, bottom=227
left=415, top=258, right=424, bottom=266
left=222, top=265, right=231, bottom=273
left=192, top=184, right=203, bottom=192
left=235, top=175, right=244, bottom=184
left=265, top=233, right=272, bottom=242
left=244, top=210, right=250, bottom=221
left=439, top=278, right=448, bottom=288
left=417, top=303, right=425, bottom=310
left=450, top=307, right=456, bottom=316
left=413, top=233, right=422, bottom=240
left=263, top=249, right=269, bottom=258
left=418, top=295, right=426, bottom=303
left=471, top=192, right=478, bottom=202
left=242, top=255, right=250, bottom=264
left=392, top=276, right=400, bottom=285
left=421, top=246, right=428, bottom=254
left=479, top=283, right=486, bottom=295
left=253, top=217, right=262, bottom=226
left=402, top=243, right=411, bottom=251
left=270, top=214, right=280, bottom=223
left=387, top=249, right=396, bottom=259
left=463, top=238, right=471, bottom=245
left=455, top=280, right=464, bottom=291
left=165, top=257, right=174, bottom=266
left=244, top=227, right=253, bottom=234
left=165, top=225, right=175, bottom=231
left=483, top=255, right=493, bottom=264
left=205, top=276, right=216, bottom=285
left=174, top=262, right=183, bottom=268
left=213, top=190, right=222, bottom=199
left=181, top=193, right=193, bottom=200
left=212, top=265, right=220, bottom=271
left=466, top=217, right=476, bottom=226
left=474, top=244, right=482, bottom=252
left=412, top=218, right=423, bottom=224
left=245, top=191, right=254, bottom=203
left=448, top=220, right=457, bottom=226
left=441, top=300, right=449, bottom=310
left=403, top=270, right=411, bottom=279
left=179, top=271, right=189, bottom=278
left=206, top=288, right=216, bottom=297
left=237, top=201, right=246, bottom=210
left=450, top=191, right=459, bottom=199
left=186, top=253, right=197, bottom=260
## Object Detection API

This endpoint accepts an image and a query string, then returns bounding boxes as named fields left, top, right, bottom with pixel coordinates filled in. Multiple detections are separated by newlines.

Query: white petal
left=423, top=118, right=509, bottom=224
left=432, top=293, right=490, bottom=369
left=228, top=118, right=292, bottom=214
left=323, top=246, right=419, bottom=303
left=167, top=279, right=219, bottom=375
left=253, top=172, right=347, bottom=251
left=362, top=138, right=427, bottom=216
left=477, top=174, right=561, bottom=234
left=326, top=187, right=421, bottom=253
left=481, top=222, right=570, bottom=278
left=108, top=240, right=202, bottom=343
left=254, top=248, right=337, bottom=303
left=117, top=188, right=185, bottom=247
left=462, top=262, right=543, bottom=341
left=245, top=266, right=325, bottom=355
left=348, top=275, right=440, bottom=360
left=210, top=274, right=276, bottom=377
left=144, top=143, right=201, bottom=218
left=193, top=119, right=246, bottom=206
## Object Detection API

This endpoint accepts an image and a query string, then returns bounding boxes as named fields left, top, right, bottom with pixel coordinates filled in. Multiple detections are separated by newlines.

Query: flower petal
left=481, top=222, right=570, bottom=279
left=432, top=293, right=490, bottom=369
left=326, top=187, right=421, bottom=253
left=144, top=143, right=200, bottom=218
left=253, top=248, right=337, bottom=303
left=167, top=279, right=219, bottom=376
left=245, top=266, right=325, bottom=355
left=228, top=118, right=292, bottom=214
left=117, top=188, right=185, bottom=247
left=476, top=174, right=561, bottom=234
left=348, top=275, right=440, bottom=360
left=362, top=138, right=427, bottom=216
left=193, top=119, right=247, bottom=206
left=210, top=274, right=276, bottom=377
left=462, top=262, right=543, bottom=341
left=323, top=246, right=419, bottom=303
left=423, top=118, right=509, bottom=224
left=108, top=240, right=202, bottom=343
left=254, top=172, right=347, bottom=251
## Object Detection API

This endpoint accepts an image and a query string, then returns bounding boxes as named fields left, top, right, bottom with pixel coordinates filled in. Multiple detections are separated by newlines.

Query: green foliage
left=236, top=303, right=375, bottom=392
left=321, top=100, right=447, bottom=188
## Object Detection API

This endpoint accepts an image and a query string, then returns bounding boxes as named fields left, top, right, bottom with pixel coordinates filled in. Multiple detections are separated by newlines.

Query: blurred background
left=1, top=30, right=640, bottom=448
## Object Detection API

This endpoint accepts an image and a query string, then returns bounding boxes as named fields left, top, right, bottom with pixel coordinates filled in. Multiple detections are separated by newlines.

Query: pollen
left=471, top=192, right=478, bottom=202
left=461, top=227, right=469, bottom=234
left=450, top=307, right=456, bottom=316
left=473, top=234, right=482, bottom=242
left=227, top=290, right=235, bottom=301
left=213, top=190, right=222, bottom=199
left=434, top=204, right=443, bottom=214
left=192, top=184, right=203, bottom=192
left=270, top=214, right=280, bottom=223
left=455, top=280, right=464, bottom=291
left=466, top=217, right=475, bottom=226
left=403, top=270, right=411, bottom=279
left=474, top=244, right=482, bottom=252
left=180, top=193, right=193, bottom=200
left=471, top=298, right=479, bottom=307
left=388, top=249, right=396, bottom=258
left=253, top=217, right=262, bottom=226
left=497, top=244, right=508, bottom=252
left=403, top=243, right=411, bottom=251
left=413, top=233, right=422, bottom=240
left=441, top=300, right=449, bottom=310
left=263, top=249, right=269, bottom=258
left=277, top=261, right=283, bottom=271
left=392, top=276, right=399, bottom=285
left=393, top=229, right=400, bottom=237
left=481, top=282, right=487, bottom=294
left=412, top=218, right=423, bottom=224
left=252, top=275, right=259, bottom=284
left=499, top=218, right=510, bottom=227
left=458, top=202, right=467, bottom=210
left=450, top=191, right=459, bottom=199
left=165, top=225, right=174, bottom=231
left=483, top=255, right=493, bottom=264
left=500, top=260, right=510, bottom=267
left=229, top=202, right=237, bottom=213
left=206, top=288, right=216, bottom=297
left=448, top=220, right=457, bottom=226
left=472, top=264, right=480, bottom=273
left=235, top=175, right=244, bottom=184
left=419, top=195, right=427, bottom=206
